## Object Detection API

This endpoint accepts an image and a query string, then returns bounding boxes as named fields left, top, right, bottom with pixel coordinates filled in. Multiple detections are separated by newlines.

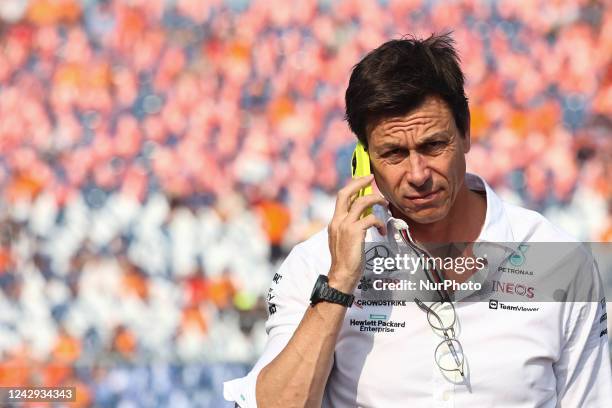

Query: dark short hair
left=345, top=33, right=469, bottom=147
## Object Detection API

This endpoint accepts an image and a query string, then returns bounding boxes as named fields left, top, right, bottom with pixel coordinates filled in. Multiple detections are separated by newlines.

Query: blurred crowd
left=0, top=0, right=610, bottom=406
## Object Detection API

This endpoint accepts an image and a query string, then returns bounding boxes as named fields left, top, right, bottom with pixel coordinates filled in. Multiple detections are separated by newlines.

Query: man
left=224, top=34, right=611, bottom=407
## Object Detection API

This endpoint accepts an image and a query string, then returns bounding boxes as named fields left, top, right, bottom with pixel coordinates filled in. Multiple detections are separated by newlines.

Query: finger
left=357, top=213, right=386, bottom=235
left=345, top=194, right=388, bottom=223
left=336, top=174, right=374, bottom=214
left=334, top=174, right=375, bottom=215
left=377, top=222, right=387, bottom=237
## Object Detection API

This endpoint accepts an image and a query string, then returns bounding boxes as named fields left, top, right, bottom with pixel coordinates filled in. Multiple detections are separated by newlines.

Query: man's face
left=367, top=95, right=470, bottom=224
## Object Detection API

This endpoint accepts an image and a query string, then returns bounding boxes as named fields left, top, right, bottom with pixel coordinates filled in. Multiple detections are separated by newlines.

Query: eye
left=380, top=148, right=404, bottom=159
left=422, top=140, right=447, bottom=153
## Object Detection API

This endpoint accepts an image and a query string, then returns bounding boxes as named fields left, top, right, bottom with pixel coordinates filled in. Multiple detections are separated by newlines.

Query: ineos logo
left=491, top=280, right=535, bottom=299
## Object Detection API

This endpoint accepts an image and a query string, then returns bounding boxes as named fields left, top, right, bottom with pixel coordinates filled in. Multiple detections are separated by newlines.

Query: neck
left=391, top=182, right=486, bottom=243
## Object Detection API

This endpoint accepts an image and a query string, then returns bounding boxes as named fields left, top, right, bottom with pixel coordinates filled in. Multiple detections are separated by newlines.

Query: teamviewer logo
left=489, top=299, right=498, bottom=310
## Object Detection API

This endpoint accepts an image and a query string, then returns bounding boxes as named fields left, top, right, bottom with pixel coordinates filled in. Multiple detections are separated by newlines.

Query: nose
left=405, top=153, right=431, bottom=188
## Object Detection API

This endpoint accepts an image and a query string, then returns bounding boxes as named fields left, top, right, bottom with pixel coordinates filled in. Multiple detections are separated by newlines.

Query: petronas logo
left=509, top=244, right=529, bottom=267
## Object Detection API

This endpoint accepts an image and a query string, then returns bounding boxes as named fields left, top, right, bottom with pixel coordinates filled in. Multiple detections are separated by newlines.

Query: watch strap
left=311, top=275, right=354, bottom=307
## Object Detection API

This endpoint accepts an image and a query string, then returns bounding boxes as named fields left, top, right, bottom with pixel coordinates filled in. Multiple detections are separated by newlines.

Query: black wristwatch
left=310, top=275, right=354, bottom=307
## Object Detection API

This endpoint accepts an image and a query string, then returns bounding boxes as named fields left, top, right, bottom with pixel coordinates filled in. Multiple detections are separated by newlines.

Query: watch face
left=310, top=280, right=319, bottom=300
left=310, top=275, right=327, bottom=303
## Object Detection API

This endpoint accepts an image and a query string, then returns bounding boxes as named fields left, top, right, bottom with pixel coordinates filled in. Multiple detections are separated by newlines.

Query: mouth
left=404, top=189, right=442, bottom=205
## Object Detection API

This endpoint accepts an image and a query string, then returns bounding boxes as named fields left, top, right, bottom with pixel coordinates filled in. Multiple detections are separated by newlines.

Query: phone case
left=351, top=141, right=373, bottom=217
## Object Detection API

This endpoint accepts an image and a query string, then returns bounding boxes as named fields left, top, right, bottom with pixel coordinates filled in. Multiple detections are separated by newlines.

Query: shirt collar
left=369, top=172, right=516, bottom=245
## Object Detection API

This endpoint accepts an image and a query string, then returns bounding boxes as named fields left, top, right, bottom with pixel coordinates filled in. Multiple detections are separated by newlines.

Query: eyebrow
left=376, top=131, right=451, bottom=150
left=418, top=131, right=450, bottom=144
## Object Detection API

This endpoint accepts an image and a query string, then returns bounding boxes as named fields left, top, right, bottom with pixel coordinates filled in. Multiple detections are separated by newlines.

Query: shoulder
left=473, top=173, right=579, bottom=243
left=287, top=227, right=331, bottom=270
left=270, top=227, right=331, bottom=297
left=502, top=201, right=578, bottom=243
left=501, top=202, right=600, bottom=304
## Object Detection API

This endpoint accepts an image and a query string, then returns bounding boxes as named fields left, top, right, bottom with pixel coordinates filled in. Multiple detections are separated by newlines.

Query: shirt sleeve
left=554, top=257, right=612, bottom=407
left=223, top=244, right=316, bottom=407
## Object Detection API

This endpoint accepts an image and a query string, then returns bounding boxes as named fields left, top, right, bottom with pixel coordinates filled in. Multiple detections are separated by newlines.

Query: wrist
left=327, top=270, right=358, bottom=294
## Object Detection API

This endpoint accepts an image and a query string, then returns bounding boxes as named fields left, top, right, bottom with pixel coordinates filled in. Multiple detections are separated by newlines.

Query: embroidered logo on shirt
left=490, top=280, right=535, bottom=299
left=364, top=244, right=398, bottom=274
left=353, top=299, right=408, bottom=309
left=358, top=277, right=373, bottom=291
left=488, top=299, right=539, bottom=312
left=509, top=244, right=529, bottom=266
left=349, top=314, right=406, bottom=333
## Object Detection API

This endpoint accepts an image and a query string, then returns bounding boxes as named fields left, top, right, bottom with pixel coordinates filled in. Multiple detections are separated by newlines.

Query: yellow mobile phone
left=351, top=141, right=373, bottom=217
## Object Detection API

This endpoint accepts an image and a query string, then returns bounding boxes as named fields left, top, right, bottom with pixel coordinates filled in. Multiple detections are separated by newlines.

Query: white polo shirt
left=224, top=173, right=611, bottom=407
